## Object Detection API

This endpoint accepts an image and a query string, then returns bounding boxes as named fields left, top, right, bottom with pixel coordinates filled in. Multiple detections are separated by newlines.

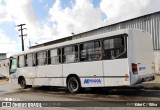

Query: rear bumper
left=137, top=74, right=155, bottom=84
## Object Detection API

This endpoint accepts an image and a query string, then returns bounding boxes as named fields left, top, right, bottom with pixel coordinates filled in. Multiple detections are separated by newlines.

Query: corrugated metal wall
left=73, top=12, right=160, bottom=50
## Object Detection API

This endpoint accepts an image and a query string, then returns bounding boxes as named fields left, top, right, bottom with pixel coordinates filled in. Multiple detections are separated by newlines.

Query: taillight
left=132, top=63, right=138, bottom=74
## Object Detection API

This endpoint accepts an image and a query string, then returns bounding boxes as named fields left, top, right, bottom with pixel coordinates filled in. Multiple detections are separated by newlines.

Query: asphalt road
left=0, top=79, right=160, bottom=110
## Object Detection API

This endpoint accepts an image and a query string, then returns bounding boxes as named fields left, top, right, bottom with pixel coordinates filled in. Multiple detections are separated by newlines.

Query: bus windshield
left=10, top=58, right=17, bottom=73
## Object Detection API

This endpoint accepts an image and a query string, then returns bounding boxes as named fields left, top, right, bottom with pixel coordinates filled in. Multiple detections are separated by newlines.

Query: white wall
left=0, top=59, right=9, bottom=77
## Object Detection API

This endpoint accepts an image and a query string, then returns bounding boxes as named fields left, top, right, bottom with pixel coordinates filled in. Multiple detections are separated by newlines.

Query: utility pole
left=17, top=24, right=27, bottom=51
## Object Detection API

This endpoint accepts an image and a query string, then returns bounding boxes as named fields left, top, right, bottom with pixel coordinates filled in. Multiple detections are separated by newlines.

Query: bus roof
left=11, top=29, right=145, bottom=56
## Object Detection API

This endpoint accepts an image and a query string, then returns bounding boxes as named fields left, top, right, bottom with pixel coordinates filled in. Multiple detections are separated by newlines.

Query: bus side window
left=87, top=42, right=94, bottom=61
left=80, top=43, right=87, bottom=61
left=74, top=45, right=78, bottom=62
left=80, top=41, right=101, bottom=61
left=94, top=41, right=101, bottom=60
left=103, top=36, right=126, bottom=60
left=114, top=37, right=126, bottom=58
left=62, top=45, right=78, bottom=63
left=18, top=55, right=25, bottom=68
left=37, top=51, right=46, bottom=65
left=26, top=53, right=33, bottom=67
left=103, top=39, right=113, bottom=60
left=50, top=49, right=61, bottom=65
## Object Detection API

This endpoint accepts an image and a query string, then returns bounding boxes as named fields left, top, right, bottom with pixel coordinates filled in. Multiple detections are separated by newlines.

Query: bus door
left=102, top=35, right=129, bottom=86
left=9, top=57, right=18, bottom=84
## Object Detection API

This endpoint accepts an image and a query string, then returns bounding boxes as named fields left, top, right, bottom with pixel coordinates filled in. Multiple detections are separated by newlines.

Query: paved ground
left=0, top=75, right=160, bottom=110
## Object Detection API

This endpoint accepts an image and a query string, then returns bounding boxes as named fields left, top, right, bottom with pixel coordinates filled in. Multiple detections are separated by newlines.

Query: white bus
left=9, top=29, right=155, bottom=93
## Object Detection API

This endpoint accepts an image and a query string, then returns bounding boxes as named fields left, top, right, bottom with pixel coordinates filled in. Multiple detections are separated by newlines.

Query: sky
left=0, top=0, right=160, bottom=57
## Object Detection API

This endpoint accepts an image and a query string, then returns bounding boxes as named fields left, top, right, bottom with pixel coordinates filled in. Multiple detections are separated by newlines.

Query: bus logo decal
left=84, top=79, right=101, bottom=84
left=139, top=67, right=146, bottom=71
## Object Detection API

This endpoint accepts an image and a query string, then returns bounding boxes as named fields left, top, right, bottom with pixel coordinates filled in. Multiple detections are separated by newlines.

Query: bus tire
left=19, top=78, right=28, bottom=89
left=67, top=76, right=81, bottom=93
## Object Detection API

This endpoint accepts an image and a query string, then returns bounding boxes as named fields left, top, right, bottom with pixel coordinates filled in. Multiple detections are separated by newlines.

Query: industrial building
left=30, top=11, right=160, bottom=73
left=0, top=53, right=7, bottom=77
left=0, top=53, right=6, bottom=60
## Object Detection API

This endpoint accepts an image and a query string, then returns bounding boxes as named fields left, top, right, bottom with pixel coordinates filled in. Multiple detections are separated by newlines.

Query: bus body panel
left=34, top=78, right=50, bottom=86
left=10, top=70, right=33, bottom=85
left=63, top=61, right=104, bottom=87
left=132, top=30, right=154, bottom=75
left=103, top=59, right=130, bottom=86
left=16, top=67, right=36, bottom=85
left=9, top=74, right=18, bottom=85
left=36, top=65, right=63, bottom=77
left=25, top=78, right=34, bottom=85
left=128, top=30, right=155, bottom=85
left=17, top=67, right=36, bottom=78
left=35, top=65, right=64, bottom=86
left=50, top=78, right=64, bottom=86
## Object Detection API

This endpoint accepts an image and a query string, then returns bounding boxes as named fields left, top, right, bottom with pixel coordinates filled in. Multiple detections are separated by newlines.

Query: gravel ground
left=0, top=75, right=160, bottom=110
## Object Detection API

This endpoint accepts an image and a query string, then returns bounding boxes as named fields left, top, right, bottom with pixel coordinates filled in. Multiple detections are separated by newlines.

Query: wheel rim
left=68, top=77, right=79, bottom=92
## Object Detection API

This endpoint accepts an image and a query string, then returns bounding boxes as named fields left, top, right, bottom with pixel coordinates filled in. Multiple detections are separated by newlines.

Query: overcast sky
left=0, top=0, right=160, bottom=56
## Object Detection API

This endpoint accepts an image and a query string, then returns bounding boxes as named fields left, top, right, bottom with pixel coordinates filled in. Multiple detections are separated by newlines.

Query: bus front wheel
left=67, top=76, right=81, bottom=93
left=19, top=78, right=28, bottom=89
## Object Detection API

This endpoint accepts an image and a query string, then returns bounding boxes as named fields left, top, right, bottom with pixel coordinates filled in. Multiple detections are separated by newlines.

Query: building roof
left=0, top=53, right=6, bottom=55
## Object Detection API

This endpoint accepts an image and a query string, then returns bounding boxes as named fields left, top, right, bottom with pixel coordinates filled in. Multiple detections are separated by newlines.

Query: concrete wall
left=154, top=51, right=160, bottom=73
left=0, top=53, right=7, bottom=77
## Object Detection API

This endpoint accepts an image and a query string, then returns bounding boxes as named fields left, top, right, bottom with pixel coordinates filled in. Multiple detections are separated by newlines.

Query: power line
left=0, top=42, right=21, bottom=44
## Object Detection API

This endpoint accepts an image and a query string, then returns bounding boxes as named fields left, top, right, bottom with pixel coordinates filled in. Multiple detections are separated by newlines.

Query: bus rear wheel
left=67, top=76, right=81, bottom=93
